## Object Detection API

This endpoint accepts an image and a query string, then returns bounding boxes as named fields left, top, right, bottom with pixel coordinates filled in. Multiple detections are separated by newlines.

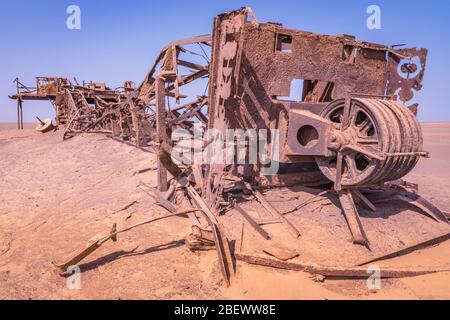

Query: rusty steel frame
left=9, top=77, right=131, bottom=133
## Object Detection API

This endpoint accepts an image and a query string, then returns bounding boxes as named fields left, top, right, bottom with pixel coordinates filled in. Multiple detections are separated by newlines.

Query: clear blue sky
left=1, top=0, right=449, bottom=122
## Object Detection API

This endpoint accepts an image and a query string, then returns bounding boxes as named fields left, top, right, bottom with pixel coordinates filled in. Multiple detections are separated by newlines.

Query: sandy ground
left=0, top=122, right=450, bottom=300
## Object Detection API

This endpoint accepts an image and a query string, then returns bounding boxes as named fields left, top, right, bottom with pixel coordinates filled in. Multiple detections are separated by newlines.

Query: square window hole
left=276, top=34, right=293, bottom=53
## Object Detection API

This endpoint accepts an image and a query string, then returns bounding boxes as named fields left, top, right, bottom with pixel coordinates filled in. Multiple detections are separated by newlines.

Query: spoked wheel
left=315, top=98, right=423, bottom=188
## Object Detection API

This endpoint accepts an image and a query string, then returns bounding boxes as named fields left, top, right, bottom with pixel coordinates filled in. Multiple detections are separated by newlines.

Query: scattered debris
left=186, top=226, right=216, bottom=251
left=35, top=117, right=55, bottom=133
left=234, top=204, right=271, bottom=240
left=356, top=231, right=450, bottom=266
left=0, top=234, right=12, bottom=257
left=110, top=200, right=138, bottom=215
left=310, top=274, right=326, bottom=283
left=249, top=186, right=301, bottom=239
left=262, top=246, right=299, bottom=262
left=133, top=167, right=157, bottom=176
left=52, top=209, right=204, bottom=274
left=281, top=191, right=330, bottom=215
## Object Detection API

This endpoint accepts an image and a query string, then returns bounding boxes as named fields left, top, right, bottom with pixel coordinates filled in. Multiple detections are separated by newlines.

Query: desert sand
left=0, top=122, right=449, bottom=300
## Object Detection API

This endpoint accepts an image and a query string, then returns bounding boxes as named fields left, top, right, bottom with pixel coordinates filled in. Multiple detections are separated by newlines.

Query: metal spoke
left=342, top=99, right=354, bottom=129
left=357, top=117, right=372, bottom=134
left=345, top=154, right=359, bottom=179
left=349, top=105, right=361, bottom=127
left=334, top=152, right=344, bottom=191
left=356, top=137, right=379, bottom=145
left=342, top=144, right=385, bottom=161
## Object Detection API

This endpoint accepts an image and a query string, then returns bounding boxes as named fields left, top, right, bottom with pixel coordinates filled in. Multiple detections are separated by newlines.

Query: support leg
left=394, top=191, right=449, bottom=223
left=155, top=76, right=168, bottom=192
left=338, top=189, right=370, bottom=247
left=352, top=189, right=377, bottom=212
left=111, top=115, right=121, bottom=137
left=367, top=187, right=449, bottom=223
left=17, top=99, right=20, bottom=130
left=19, top=99, right=24, bottom=129
left=131, top=107, right=142, bottom=147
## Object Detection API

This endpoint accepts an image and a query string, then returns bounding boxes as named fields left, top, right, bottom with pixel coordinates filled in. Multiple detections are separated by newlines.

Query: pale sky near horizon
left=1, top=0, right=449, bottom=123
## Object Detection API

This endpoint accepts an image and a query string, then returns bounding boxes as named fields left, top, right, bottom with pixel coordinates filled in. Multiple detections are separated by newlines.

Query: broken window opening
left=276, top=34, right=293, bottom=53
left=274, top=78, right=335, bottom=103
left=303, top=80, right=335, bottom=103
left=225, top=33, right=236, bottom=43
left=273, top=79, right=304, bottom=102
left=342, top=45, right=358, bottom=64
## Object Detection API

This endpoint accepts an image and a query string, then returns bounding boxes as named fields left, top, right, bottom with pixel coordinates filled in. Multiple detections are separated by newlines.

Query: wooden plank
left=153, top=189, right=178, bottom=213
left=357, top=231, right=450, bottom=266
left=234, top=205, right=271, bottom=240
left=191, top=165, right=205, bottom=192
left=235, top=253, right=450, bottom=279
left=262, top=246, right=299, bottom=262
left=251, top=188, right=301, bottom=239
left=167, top=104, right=204, bottom=127
left=171, top=45, right=180, bottom=102
left=395, top=193, right=448, bottom=223
left=185, top=185, right=235, bottom=285
left=177, top=59, right=208, bottom=72
left=52, top=209, right=203, bottom=274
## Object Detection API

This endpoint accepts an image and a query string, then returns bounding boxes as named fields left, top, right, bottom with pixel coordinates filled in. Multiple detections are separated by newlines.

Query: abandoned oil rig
left=10, top=8, right=450, bottom=285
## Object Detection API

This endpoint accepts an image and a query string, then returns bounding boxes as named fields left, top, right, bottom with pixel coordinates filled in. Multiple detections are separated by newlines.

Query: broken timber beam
left=234, top=204, right=271, bottom=240
left=185, top=184, right=235, bottom=286
left=247, top=185, right=301, bottom=239
left=153, top=189, right=178, bottom=213
left=235, top=253, right=450, bottom=279
left=357, top=231, right=450, bottom=266
left=52, top=209, right=203, bottom=274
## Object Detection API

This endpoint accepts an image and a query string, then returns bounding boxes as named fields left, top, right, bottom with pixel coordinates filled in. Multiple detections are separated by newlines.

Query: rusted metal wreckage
left=11, top=8, right=450, bottom=285
left=10, top=77, right=137, bottom=140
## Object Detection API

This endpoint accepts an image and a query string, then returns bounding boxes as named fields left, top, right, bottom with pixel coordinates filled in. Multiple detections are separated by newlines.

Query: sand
left=0, top=122, right=449, bottom=300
